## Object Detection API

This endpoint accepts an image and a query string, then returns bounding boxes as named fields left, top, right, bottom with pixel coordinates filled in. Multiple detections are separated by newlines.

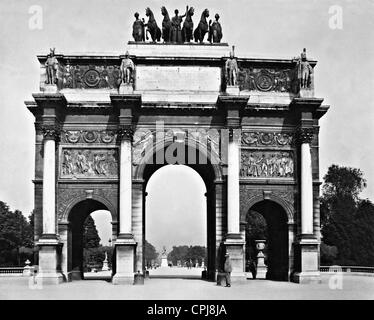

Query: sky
left=0, top=0, right=373, bottom=250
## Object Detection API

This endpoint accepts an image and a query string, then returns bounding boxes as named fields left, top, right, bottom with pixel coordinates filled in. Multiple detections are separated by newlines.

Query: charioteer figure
left=132, top=12, right=145, bottom=42
left=208, top=13, right=223, bottom=43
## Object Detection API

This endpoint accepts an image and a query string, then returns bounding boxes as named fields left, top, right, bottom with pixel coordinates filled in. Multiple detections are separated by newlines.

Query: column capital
left=294, top=126, right=315, bottom=145
left=117, top=125, right=134, bottom=142
left=41, top=124, right=61, bottom=141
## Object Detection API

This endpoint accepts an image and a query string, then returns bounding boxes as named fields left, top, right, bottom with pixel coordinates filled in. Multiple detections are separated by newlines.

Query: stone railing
left=320, top=266, right=374, bottom=276
left=0, top=260, right=34, bottom=277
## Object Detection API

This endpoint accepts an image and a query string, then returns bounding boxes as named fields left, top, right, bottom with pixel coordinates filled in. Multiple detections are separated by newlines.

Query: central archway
left=136, top=141, right=222, bottom=280
left=145, top=164, right=207, bottom=278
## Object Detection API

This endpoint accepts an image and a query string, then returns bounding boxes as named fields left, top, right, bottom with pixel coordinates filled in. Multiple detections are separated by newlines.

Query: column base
left=112, top=235, right=136, bottom=285
left=224, top=235, right=246, bottom=283
left=36, top=237, right=65, bottom=285
left=292, top=271, right=321, bottom=284
left=112, top=273, right=135, bottom=285
left=292, top=235, right=321, bottom=284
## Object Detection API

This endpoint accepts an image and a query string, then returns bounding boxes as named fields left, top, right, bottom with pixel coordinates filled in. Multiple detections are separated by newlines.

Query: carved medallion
left=82, top=131, right=98, bottom=143
left=255, top=73, right=274, bottom=91
left=83, top=69, right=101, bottom=87
left=100, top=131, right=115, bottom=143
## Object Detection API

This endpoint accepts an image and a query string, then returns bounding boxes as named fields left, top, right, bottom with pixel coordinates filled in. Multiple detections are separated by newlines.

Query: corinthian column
left=227, top=128, right=240, bottom=235
left=113, top=125, right=137, bottom=285
left=41, top=126, right=60, bottom=236
left=36, top=124, right=64, bottom=285
left=118, top=126, right=134, bottom=236
left=298, top=128, right=314, bottom=235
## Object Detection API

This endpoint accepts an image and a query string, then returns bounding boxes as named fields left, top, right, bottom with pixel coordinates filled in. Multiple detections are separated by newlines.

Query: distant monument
left=102, top=252, right=109, bottom=271
left=160, top=246, right=168, bottom=267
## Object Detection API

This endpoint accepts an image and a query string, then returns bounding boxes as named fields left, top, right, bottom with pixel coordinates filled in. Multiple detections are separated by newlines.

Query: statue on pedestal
left=208, top=14, right=223, bottom=43
left=45, top=48, right=58, bottom=85
left=119, top=51, right=135, bottom=85
left=297, top=48, right=313, bottom=89
left=225, top=47, right=238, bottom=86
left=132, top=12, right=145, bottom=42
left=182, top=6, right=195, bottom=43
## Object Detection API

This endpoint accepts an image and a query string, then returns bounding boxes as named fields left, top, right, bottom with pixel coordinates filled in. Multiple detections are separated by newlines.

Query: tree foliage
left=82, top=215, right=101, bottom=249
left=144, top=240, right=158, bottom=266
left=167, top=245, right=207, bottom=266
left=320, top=165, right=374, bottom=266
left=0, top=201, right=34, bottom=266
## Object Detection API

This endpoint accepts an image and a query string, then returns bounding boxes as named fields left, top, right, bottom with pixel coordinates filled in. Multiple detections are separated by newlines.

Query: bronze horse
left=145, top=7, right=161, bottom=42
left=193, top=9, right=209, bottom=43
left=181, top=6, right=194, bottom=42
left=161, top=6, right=171, bottom=42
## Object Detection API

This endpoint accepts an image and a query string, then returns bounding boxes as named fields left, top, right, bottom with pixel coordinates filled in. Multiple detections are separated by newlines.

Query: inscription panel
left=135, top=66, right=221, bottom=92
left=60, top=148, right=118, bottom=179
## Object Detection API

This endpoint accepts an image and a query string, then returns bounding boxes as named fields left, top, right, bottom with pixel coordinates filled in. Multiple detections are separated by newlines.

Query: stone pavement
left=0, top=273, right=373, bottom=300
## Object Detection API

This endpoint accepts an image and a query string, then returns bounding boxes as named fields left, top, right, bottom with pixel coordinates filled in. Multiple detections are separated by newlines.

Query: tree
left=0, top=201, right=34, bottom=266
left=144, top=240, right=158, bottom=267
left=82, top=215, right=101, bottom=249
left=320, top=165, right=374, bottom=266
left=167, top=245, right=207, bottom=266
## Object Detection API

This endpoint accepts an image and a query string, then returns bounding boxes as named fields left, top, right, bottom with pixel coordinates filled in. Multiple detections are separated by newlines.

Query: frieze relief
left=240, top=150, right=294, bottom=178
left=60, top=148, right=118, bottom=178
left=241, top=132, right=293, bottom=147
left=237, top=67, right=298, bottom=93
left=62, top=64, right=121, bottom=89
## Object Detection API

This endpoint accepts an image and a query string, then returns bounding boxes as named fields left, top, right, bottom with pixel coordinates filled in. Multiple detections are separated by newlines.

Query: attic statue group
left=132, top=7, right=223, bottom=44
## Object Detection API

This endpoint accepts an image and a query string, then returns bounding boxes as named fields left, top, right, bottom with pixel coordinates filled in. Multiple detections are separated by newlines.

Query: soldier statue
left=297, top=48, right=313, bottom=89
left=45, top=48, right=58, bottom=85
left=225, top=47, right=238, bottom=86
left=132, top=12, right=145, bottom=42
left=120, top=51, right=135, bottom=85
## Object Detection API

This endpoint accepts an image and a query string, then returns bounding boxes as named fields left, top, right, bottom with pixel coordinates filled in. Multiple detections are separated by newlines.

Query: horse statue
left=181, top=6, right=194, bottom=42
left=144, top=7, right=161, bottom=42
left=208, top=13, right=223, bottom=43
left=193, top=9, right=209, bottom=43
left=161, top=6, right=171, bottom=42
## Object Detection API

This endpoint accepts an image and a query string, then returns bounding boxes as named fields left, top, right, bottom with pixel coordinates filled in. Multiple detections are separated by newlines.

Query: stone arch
left=134, top=136, right=223, bottom=182
left=241, top=190, right=294, bottom=224
left=61, top=193, right=117, bottom=223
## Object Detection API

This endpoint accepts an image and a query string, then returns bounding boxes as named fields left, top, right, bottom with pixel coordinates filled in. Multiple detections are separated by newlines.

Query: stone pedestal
left=292, top=236, right=321, bottom=284
left=226, top=85, right=240, bottom=95
left=43, top=84, right=58, bottom=93
left=112, top=237, right=136, bottom=285
left=299, top=88, right=314, bottom=98
left=102, top=252, right=109, bottom=271
left=118, top=83, right=134, bottom=94
left=36, top=238, right=64, bottom=285
left=224, top=236, right=246, bottom=283
left=255, top=240, right=267, bottom=279
left=161, top=257, right=168, bottom=267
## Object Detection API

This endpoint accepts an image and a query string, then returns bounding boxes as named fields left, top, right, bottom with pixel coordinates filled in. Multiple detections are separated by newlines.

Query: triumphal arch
left=26, top=8, right=328, bottom=285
